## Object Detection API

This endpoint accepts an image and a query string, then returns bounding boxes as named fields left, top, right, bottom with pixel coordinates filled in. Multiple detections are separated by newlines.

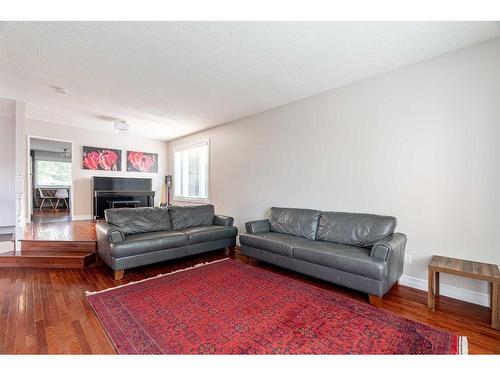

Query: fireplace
left=92, top=177, right=155, bottom=219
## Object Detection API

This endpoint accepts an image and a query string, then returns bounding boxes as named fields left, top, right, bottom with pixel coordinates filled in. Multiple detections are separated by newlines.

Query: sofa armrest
left=370, top=233, right=407, bottom=261
left=96, top=221, right=124, bottom=269
left=213, top=214, right=234, bottom=227
left=96, top=221, right=124, bottom=244
left=245, top=219, right=271, bottom=234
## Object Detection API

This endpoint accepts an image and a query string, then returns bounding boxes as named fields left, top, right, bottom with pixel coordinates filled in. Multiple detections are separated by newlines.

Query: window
left=173, top=140, right=209, bottom=201
left=35, top=160, right=72, bottom=187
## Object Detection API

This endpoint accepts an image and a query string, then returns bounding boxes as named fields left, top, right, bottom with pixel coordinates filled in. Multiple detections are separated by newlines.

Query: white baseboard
left=399, top=274, right=490, bottom=307
left=0, top=226, right=15, bottom=235
left=72, top=215, right=93, bottom=221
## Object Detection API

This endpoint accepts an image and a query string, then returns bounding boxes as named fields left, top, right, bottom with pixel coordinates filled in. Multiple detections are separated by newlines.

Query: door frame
left=26, top=134, right=75, bottom=223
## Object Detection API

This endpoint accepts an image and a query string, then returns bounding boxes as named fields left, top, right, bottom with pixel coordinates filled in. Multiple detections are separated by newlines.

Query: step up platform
left=0, top=220, right=98, bottom=269
left=20, top=240, right=96, bottom=253
left=0, top=250, right=97, bottom=268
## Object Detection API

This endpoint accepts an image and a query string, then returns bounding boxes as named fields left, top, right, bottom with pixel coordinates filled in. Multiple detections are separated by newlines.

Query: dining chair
left=55, top=189, right=69, bottom=211
left=38, top=188, right=56, bottom=211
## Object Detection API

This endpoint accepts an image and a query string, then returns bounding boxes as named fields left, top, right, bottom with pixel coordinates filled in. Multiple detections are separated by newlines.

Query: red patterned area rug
left=86, top=259, right=467, bottom=354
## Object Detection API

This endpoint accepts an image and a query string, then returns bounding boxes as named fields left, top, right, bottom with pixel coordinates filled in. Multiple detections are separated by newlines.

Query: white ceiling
left=1, top=21, right=499, bottom=140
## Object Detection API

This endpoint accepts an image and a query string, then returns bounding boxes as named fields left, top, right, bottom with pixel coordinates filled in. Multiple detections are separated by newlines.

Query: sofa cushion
left=110, top=231, right=188, bottom=258
left=269, top=207, right=322, bottom=240
left=169, top=204, right=215, bottom=230
left=105, top=207, right=171, bottom=235
left=239, top=232, right=312, bottom=257
left=293, top=241, right=387, bottom=281
left=316, top=211, right=396, bottom=247
left=179, top=225, right=237, bottom=245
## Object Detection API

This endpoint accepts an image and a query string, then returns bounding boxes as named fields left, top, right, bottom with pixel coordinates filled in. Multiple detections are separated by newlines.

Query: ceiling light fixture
left=114, top=119, right=130, bottom=133
left=50, top=85, right=69, bottom=94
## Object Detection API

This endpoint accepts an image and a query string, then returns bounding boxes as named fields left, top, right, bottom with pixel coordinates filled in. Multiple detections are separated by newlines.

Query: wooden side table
left=428, top=255, right=500, bottom=330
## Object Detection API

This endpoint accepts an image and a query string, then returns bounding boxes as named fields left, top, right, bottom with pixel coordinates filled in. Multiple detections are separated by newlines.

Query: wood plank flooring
left=0, top=248, right=499, bottom=354
left=31, top=210, right=71, bottom=224
left=0, top=220, right=98, bottom=269
left=21, top=220, right=97, bottom=242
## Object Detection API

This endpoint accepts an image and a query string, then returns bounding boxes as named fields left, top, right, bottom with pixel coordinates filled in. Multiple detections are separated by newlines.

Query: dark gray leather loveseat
left=240, top=207, right=406, bottom=305
left=96, top=205, right=237, bottom=280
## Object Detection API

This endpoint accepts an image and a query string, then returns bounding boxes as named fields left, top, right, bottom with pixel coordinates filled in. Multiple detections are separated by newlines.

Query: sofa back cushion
left=105, top=207, right=171, bottom=235
left=316, top=211, right=397, bottom=247
left=269, top=207, right=321, bottom=240
left=169, top=204, right=215, bottom=230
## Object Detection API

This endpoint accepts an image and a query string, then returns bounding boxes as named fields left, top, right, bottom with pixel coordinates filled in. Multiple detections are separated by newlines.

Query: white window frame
left=172, top=139, right=210, bottom=204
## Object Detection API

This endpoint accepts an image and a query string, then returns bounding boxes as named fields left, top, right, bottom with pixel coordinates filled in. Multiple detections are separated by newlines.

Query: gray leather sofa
left=96, top=205, right=237, bottom=280
left=240, top=207, right=406, bottom=305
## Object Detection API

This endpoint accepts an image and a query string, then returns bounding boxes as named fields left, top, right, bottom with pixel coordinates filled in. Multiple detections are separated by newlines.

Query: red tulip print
left=127, top=151, right=158, bottom=173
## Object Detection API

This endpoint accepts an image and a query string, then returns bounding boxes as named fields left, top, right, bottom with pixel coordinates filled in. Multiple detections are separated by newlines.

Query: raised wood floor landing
left=22, top=219, right=97, bottom=242
left=0, top=220, right=97, bottom=269
left=0, top=248, right=499, bottom=354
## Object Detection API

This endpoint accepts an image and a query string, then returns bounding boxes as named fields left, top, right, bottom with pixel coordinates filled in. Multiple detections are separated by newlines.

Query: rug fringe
left=85, top=257, right=230, bottom=296
left=459, top=336, right=468, bottom=355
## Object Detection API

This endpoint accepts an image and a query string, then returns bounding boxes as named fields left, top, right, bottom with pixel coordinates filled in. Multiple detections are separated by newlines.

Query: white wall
left=25, top=119, right=168, bottom=219
left=169, top=38, right=500, bottom=298
left=0, top=99, right=16, bottom=230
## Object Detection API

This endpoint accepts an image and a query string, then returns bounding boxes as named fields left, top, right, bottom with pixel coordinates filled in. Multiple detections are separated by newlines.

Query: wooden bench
left=428, top=255, right=500, bottom=330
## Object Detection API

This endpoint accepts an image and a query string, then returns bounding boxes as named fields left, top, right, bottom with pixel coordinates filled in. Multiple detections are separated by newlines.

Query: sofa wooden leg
left=225, top=245, right=236, bottom=258
left=369, top=294, right=383, bottom=307
left=114, top=270, right=125, bottom=281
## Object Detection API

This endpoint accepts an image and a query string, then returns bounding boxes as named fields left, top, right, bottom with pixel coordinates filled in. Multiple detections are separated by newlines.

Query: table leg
left=428, top=269, right=436, bottom=311
left=492, top=283, right=499, bottom=330
left=435, top=271, right=440, bottom=296
left=490, top=282, right=493, bottom=310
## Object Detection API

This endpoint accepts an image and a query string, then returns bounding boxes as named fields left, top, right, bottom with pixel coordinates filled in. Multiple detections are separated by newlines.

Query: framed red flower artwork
left=126, top=151, right=158, bottom=173
left=82, top=146, right=122, bottom=171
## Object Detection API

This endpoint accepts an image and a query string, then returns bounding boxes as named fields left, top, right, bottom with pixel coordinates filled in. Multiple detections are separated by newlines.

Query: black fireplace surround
left=92, top=177, right=155, bottom=219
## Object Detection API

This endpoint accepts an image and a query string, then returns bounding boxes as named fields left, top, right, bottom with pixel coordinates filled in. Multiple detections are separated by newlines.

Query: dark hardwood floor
left=22, top=218, right=95, bottom=242
left=0, top=247, right=499, bottom=354
left=0, top=220, right=98, bottom=269
left=31, top=210, right=71, bottom=224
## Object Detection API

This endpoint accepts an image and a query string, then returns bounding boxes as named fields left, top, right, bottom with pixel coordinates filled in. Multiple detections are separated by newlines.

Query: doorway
left=28, top=136, right=73, bottom=224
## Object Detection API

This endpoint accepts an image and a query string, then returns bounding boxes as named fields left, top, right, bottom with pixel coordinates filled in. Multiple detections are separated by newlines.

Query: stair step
left=0, top=251, right=96, bottom=269
left=20, top=240, right=96, bottom=253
